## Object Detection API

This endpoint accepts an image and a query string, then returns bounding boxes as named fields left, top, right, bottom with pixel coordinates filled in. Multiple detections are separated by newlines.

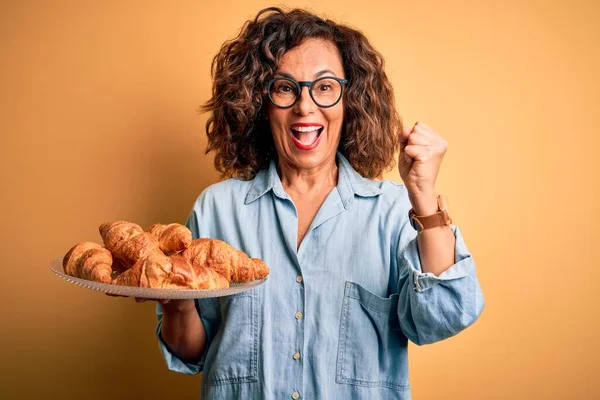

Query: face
left=267, top=39, right=345, bottom=172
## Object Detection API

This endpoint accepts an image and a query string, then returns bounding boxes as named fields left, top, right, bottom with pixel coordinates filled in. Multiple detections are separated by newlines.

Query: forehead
left=277, top=39, right=344, bottom=77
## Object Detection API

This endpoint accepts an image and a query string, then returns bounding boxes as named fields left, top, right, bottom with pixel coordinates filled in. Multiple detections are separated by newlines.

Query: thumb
left=399, top=125, right=411, bottom=152
left=399, top=125, right=413, bottom=166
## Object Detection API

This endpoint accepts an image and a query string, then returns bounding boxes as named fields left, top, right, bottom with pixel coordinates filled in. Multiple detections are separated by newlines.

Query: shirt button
left=292, top=391, right=300, bottom=399
left=293, top=351, right=301, bottom=360
left=295, top=311, right=303, bottom=320
left=296, top=275, right=303, bottom=283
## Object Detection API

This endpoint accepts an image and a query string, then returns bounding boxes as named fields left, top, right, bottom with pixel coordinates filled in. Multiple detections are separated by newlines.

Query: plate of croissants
left=50, top=220, right=269, bottom=299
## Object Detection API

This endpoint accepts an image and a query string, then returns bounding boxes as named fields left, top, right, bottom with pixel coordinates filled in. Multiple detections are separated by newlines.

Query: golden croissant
left=62, top=221, right=269, bottom=290
left=63, top=242, right=113, bottom=284
left=182, top=238, right=269, bottom=283
left=99, top=221, right=162, bottom=268
left=112, top=253, right=229, bottom=290
left=146, top=223, right=192, bottom=255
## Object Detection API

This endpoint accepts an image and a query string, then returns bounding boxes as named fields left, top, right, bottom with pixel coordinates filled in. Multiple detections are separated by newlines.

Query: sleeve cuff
left=155, top=302, right=207, bottom=375
left=403, top=226, right=474, bottom=292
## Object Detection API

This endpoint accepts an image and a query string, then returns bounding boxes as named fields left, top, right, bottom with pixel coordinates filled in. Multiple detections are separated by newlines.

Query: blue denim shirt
left=155, top=153, right=485, bottom=400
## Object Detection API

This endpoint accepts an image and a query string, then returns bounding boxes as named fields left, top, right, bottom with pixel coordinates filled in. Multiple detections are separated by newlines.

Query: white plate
left=50, top=257, right=267, bottom=299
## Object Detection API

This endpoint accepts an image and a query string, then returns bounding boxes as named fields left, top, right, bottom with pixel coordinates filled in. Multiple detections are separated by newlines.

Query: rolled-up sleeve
left=155, top=300, right=208, bottom=375
left=155, top=272, right=222, bottom=375
left=397, top=225, right=485, bottom=345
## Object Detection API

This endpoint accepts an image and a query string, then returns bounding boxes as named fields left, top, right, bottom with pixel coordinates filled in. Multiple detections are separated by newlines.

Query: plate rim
left=50, top=256, right=267, bottom=299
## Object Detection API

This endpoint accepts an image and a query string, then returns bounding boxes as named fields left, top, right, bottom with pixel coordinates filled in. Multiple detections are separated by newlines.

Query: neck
left=277, top=156, right=338, bottom=195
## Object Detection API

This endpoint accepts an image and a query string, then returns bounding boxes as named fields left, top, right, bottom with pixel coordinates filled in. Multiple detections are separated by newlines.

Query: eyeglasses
left=267, top=76, right=349, bottom=109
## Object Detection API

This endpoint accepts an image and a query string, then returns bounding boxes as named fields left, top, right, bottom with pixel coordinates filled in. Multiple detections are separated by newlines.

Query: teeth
left=290, top=125, right=322, bottom=146
left=291, top=126, right=321, bottom=133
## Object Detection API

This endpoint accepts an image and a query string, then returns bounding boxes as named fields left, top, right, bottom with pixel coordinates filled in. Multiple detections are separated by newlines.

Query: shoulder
left=351, top=178, right=413, bottom=226
left=374, top=179, right=408, bottom=195
left=339, top=153, right=409, bottom=209
left=202, top=177, right=252, bottom=198
left=191, top=177, right=253, bottom=210
left=186, top=177, right=255, bottom=238
left=358, top=177, right=410, bottom=205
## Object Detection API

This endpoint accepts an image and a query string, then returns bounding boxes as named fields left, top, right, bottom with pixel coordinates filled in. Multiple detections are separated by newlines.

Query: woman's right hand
left=136, top=298, right=196, bottom=314
left=106, top=293, right=195, bottom=313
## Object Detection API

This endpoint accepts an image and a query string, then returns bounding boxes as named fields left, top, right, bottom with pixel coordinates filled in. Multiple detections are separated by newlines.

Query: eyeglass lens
left=269, top=78, right=343, bottom=107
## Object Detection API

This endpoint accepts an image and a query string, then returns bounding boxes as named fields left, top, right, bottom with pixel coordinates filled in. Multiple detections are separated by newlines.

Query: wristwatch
left=409, top=194, right=452, bottom=233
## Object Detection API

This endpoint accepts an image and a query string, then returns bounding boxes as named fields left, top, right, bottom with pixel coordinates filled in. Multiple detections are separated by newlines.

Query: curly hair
left=200, top=7, right=402, bottom=180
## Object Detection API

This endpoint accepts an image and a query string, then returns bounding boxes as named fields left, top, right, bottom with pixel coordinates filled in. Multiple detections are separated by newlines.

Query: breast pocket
left=336, top=281, right=410, bottom=391
left=202, top=289, right=258, bottom=386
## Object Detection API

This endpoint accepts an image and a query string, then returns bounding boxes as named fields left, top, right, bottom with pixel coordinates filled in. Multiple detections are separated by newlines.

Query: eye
left=315, top=78, right=339, bottom=93
left=275, top=82, right=295, bottom=93
left=316, top=83, right=332, bottom=92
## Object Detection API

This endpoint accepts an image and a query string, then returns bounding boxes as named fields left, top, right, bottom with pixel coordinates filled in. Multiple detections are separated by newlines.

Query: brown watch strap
left=409, top=195, right=452, bottom=231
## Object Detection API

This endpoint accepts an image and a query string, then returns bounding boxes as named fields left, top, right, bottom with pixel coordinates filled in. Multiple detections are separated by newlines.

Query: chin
left=290, top=148, right=335, bottom=168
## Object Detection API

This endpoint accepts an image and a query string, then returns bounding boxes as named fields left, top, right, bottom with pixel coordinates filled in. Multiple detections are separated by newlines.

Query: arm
left=159, top=299, right=207, bottom=364
left=399, top=121, right=458, bottom=276
left=396, top=122, right=484, bottom=344
left=408, top=188, right=456, bottom=276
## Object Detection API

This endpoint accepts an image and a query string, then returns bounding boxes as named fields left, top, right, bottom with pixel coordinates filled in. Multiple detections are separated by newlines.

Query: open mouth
left=290, top=125, right=324, bottom=150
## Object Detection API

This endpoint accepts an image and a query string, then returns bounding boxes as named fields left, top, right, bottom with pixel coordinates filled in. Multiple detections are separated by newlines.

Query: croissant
left=61, top=221, right=267, bottom=290
left=194, top=263, right=231, bottom=289
left=146, top=223, right=192, bottom=255
left=182, top=238, right=269, bottom=283
left=63, top=242, right=113, bottom=284
left=112, top=253, right=229, bottom=289
left=99, top=221, right=161, bottom=268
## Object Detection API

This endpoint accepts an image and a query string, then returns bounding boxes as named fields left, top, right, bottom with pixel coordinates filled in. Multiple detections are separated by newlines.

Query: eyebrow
left=275, top=69, right=340, bottom=80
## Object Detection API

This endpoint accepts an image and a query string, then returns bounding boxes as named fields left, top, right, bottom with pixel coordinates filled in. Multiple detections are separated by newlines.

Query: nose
left=293, top=86, right=317, bottom=116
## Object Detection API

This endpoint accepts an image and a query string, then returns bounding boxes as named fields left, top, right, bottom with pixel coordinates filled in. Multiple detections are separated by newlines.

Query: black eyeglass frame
left=267, top=76, right=349, bottom=109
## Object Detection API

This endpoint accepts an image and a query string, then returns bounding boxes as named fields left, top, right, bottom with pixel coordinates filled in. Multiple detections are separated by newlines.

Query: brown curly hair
left=200, top=7, right=402, bottom=180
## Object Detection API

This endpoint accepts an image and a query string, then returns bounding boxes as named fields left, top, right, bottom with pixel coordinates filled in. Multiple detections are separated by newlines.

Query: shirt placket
left=272, top=192, right=305, bottom=398
left=291, top=269, right=305, bottom=399
left=271, top=167, right=350, bottom=399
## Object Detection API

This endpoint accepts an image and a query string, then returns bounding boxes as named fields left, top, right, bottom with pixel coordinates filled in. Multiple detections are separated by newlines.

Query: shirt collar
left=244, top=152, right=383, bottom=206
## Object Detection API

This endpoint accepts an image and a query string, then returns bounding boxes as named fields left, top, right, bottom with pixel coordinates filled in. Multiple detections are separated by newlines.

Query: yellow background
left=1, top=0, right=598, bottom=399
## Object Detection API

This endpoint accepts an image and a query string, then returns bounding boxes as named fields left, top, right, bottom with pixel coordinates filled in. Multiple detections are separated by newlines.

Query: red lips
left=289, top=123, right=323, bottom=151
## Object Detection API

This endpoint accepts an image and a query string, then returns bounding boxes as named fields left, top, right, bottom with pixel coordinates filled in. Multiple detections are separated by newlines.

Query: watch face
left=410, top=215, right=423, bottom=232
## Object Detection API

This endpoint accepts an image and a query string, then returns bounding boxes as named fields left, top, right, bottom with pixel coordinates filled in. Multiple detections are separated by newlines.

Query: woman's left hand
left=398, top=121, right=448, bottom=214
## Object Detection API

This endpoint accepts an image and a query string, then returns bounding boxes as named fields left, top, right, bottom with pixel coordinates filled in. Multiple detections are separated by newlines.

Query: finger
left=399, top=124, right=411, bottom=145
left=413, top=121, right=432, bottom=133
left=413, top=123, right=439, bottom=140
left=410, top=127, right=448, bottom=150
left=404, top=144, right=425, bottom=162
left=406, top=131, right=432, bottom=146
left=403, top=150, right=414, bottom=165
left=399, top=126, right=410, bottom=159
left=106, top=293, right=128, bottom=298
left=134, top=297, right=171, bottom=304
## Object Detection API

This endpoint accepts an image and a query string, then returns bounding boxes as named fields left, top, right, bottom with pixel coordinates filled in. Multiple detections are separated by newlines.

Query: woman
left=155, top=7, right=484, bottom=400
